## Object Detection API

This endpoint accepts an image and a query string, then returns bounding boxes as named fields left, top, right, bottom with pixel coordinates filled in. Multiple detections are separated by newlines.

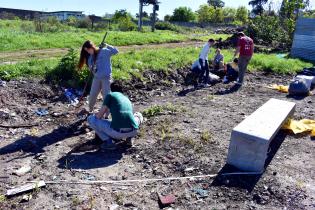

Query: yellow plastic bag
left=267, top=84, right=289, bottom=93
left=283, top=118, right=315, bottom=136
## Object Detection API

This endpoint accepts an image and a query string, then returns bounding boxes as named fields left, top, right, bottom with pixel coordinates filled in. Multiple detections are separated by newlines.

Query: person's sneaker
left=125, top=137, right=134, bottom=147
left=223, top=76, right=229, bottom=84
left=134, top=112, right=143, bottom=126
left=100, top=140, right=117, bottom=150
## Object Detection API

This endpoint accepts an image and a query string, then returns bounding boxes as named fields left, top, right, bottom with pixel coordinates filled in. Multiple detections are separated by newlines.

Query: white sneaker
left=134, top=112, right=143, bottom=126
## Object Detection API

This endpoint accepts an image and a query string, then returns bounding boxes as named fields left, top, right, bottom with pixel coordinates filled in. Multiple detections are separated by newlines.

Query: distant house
left=0, top=7, right=85, bottom=21
left=41, top=11, right=84, bottom=21
left=291, top=17, right=315, bottom=62
left=0, top=7, right=42, bottom=19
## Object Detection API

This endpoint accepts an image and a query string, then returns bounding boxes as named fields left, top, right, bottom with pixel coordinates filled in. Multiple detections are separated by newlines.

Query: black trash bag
left=288, top=78, right=310, bottom=96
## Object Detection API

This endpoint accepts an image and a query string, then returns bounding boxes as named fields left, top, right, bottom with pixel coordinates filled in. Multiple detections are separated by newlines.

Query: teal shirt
left=103, top=92, right=138, bottom=130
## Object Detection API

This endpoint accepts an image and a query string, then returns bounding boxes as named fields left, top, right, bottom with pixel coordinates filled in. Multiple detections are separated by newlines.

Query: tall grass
left=0, top=19, right=230, bottom=52
left=0, top=47, right=312, bottom=82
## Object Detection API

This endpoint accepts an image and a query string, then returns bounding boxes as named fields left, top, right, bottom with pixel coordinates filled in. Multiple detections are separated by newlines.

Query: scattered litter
left=35, top=108, right=49, bottom=116
left=282, top=118, right=315, bottom=136
left=158, top=193, right=176, bottom=206
left=276, top=54, right=286, bottom=59
left=20, top=194, right=32, bottom=202
left=82, top=174, right=96, bottom=181
left=192, top=188, right=208, bottom=199
left=267, top=84, right=289, bottom=93
left=6, top=181, right=46, bottom=197
left=109, top=204, right=119, bottom=210
left=13, top=165, right=31, bottom=176
left=52, top=112, right=63, bottom=117
left=0, top=79, right=6, bottom=87
left=64, top=89, right=79, bottom=106
left=184, top=167, right=195, bottom=172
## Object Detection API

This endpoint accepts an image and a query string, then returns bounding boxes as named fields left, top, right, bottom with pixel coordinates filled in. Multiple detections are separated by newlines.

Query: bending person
left=78, top=40, right=118, bottom=112
left=211, top=48, right=225, bottom=77
left=233, top=32, right=254, bottom=86
left=199, top=39, right=215, bottom=85
left=88, top=81, right=143, bottom=150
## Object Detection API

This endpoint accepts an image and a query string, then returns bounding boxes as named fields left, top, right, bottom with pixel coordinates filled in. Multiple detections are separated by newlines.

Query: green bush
left=155, top=21, right=181, bottom=32
left=45, top=48, right=87, bottom=87
left=117, top=17, right=137, bottom=31
left=247, top=15, right=290, bottom=47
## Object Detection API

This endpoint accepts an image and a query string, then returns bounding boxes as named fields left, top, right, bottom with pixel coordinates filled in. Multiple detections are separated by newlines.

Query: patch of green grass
left=0, top=20, right=231, bottom=52
left=142, top=103, right=186, bottom=118
left=0, top=47, right=312, bottom=82
left=0, top=58, right=58, bottom=80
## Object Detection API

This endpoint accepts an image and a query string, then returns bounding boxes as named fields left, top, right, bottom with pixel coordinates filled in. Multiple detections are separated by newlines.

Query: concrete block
left=227, top=98, right=296, bottom=172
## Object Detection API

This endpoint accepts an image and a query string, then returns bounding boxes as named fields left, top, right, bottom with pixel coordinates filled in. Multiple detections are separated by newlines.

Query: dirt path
left=0, top=71, right=314, bottom=209
left=0, top=41, right=204, bottom=65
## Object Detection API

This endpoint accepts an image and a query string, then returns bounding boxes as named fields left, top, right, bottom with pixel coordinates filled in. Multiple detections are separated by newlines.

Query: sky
left=1, top=0, right=315, bottom=18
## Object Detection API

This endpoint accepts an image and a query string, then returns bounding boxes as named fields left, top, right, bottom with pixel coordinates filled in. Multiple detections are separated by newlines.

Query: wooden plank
left=6, top=181, right=46, bottom=196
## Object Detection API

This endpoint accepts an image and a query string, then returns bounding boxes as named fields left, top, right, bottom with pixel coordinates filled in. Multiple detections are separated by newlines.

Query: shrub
left=155, top=21, right=181, bottom=32
left=247, top=15, right=290, bottom=48
left=117, top=17, right=137, bottom=31
left=45, top=48, right=87, bottom=87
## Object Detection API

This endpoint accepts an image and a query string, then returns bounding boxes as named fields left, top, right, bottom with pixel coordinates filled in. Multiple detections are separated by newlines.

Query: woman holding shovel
left=78, top=40, right=118, bottom=113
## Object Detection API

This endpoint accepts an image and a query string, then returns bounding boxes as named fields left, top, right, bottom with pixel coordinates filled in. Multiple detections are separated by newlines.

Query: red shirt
left=237, top=36, right=254, bottom=57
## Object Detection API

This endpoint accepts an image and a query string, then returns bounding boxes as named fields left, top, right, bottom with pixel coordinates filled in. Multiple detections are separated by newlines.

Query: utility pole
left=151, top=4, right=159, bottom=32
left=138, top=0, right=143, bottom=31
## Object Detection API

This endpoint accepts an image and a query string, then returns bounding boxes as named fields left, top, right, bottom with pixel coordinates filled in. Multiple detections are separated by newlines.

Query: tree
left=169, top=7, right=196, bottom=22
left=213, top=8, right=224, bottom=23
left=248, top=0, right=269, bottom=16
left=164, top=14, right=171, bottom=21
left=278, top=0, right=310, bottom=39
left=207, top=0, right=225, bottom=9
left=222, top=7, right=237, bottom=23
left=112, top=9, right=133, bottom=21
left=236, top=6, right=248, bottom=23
left=279, top=0, right=309, bottom=19
left=197, top=4, right=215, bottom=23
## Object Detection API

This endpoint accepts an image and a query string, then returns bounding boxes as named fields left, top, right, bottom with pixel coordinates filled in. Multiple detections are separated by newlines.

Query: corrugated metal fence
left=291, top=17, right=315, bottom=62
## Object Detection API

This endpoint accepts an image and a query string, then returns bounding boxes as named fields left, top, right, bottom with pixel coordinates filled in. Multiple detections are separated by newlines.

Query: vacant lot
left=0, top=69, right=314, bottom=209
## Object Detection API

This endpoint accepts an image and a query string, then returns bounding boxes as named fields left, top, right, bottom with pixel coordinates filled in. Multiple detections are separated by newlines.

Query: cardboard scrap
left=6, top=181, right=46, bottom=197
left=13, top=166, right=31, bottom=176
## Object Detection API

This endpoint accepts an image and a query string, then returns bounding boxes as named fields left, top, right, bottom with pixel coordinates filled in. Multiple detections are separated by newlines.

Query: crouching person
left=87, top=81, right=143, bottom=150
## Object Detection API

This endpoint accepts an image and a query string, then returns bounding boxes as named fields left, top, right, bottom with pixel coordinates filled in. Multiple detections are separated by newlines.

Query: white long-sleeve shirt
left=199, top=43, right=210, bottom=61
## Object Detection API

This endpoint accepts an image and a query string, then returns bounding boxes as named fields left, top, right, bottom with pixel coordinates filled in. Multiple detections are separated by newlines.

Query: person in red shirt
left=233, top=32, right=254, bottom=86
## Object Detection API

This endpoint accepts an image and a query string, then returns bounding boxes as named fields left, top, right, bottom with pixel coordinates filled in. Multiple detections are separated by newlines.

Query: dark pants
left=199, top=59, right=209, bottom=83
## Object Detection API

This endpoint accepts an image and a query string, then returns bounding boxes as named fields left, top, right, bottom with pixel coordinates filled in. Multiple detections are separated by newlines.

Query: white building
left=41, top=11, right=84, bottom=21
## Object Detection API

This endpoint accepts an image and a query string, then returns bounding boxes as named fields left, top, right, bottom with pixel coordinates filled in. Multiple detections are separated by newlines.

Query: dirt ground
left=0, top=70, right=314, bottom=210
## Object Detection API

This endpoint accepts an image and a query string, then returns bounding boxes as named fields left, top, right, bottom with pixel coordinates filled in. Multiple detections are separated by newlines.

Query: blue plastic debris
left=276, top=54, right=286, bottom=59
left=35, top=108, right=49, bottom=116
left=192, top=188, right=209, bottom=198
left=64, top=89, right=79, bottom=106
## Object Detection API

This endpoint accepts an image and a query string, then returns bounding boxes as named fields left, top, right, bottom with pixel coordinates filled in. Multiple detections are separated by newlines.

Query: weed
left=0, top=194, right=6, bottom=203
left=87, top=193, right=95, bottom=209
left=142, top=103, right=186, bottom=118
left=201, top=131, right=212, bottom=143
left=206, top=95, right=215, bottom=100
left=142, top=105, right=164, bottom=118
left=71, top=196, right=81, bottom=207
left=114, top=193, right=124, bottom=205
